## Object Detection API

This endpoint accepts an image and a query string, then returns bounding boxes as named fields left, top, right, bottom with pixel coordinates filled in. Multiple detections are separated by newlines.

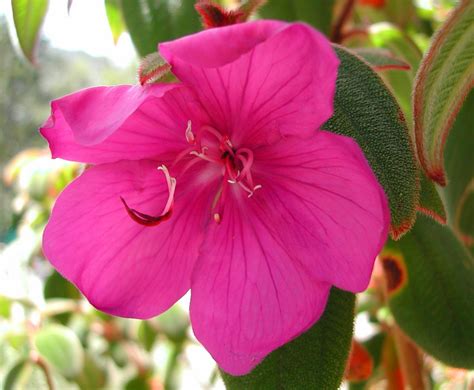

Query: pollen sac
left=138, top=52, right=172, bottom=86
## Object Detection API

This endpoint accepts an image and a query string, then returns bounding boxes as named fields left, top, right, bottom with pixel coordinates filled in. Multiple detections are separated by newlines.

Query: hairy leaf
left=11, top=0, right=48, bottom=64
left=324, top=46, right=419, bottom=239
left=413, top=0, right=474, bottom=185
left=352, top=48, right=410, bottom=71
left=221, top=288, right=355, bottom=390
left=417, top=172, right=446, bottom=224
left=382, top=214, right=474, bottom=368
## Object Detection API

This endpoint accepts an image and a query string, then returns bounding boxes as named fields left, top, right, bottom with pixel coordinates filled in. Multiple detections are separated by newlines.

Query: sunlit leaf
left=324, top=46, right=419, bottom=239
left=381, top=214, right=474, bottom=368
left=413, top=0, right=474, bottom=185
left=105, top=0, right=126, bottom=44
left=221, top=288, right=355, bottom=389
left=11, top=0, right=48, bottom=64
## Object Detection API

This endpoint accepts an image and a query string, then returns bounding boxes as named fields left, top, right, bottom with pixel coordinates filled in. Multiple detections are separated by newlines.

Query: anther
left=213, top=213, right=221, bottom=224
left=185, top=120, right=195, bottom=144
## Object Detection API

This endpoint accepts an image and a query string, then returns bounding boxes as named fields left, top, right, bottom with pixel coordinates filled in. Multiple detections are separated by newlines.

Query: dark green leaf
left=11, top=0, right=48, bottom=63
left=260, top=0, right=335, bottom=36
left=324, top=46, right=419, bottom=239
left=120, top=0, right=200, bottom=57
left=443, top=91, right=474, bottom=254
left=381, top=214, right=474, bottom=368
left=417, top=172, right=446, bottom=224
left=221, top=288, right=355, bottom=390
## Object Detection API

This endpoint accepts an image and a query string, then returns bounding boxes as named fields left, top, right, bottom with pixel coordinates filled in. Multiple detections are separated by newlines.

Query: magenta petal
left=43, top=160, right=213, bottom=318
left=252, top=131, right=390, bottom=292
left=40, top=83, right=207, bottom=164
left=190, top=195, right=331, bottom=375
left=160, top=21, right=339, bottom=146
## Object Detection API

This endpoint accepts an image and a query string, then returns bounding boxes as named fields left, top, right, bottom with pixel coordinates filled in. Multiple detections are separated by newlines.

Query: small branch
left=331, top=0, right=356, bottom=43
left=30, top=351, right=55, bottom=390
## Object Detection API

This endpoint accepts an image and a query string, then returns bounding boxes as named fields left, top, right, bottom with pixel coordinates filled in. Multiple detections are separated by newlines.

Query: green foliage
left=11, top=0, right=48, bottom=63
left=443, top=91, right=474, bottom=254
left=259, top=0, right=335, bottom=36
left=324, top=46, right=419, bottom=239
left=351, top=48, right=410, bottom=71
left=221, top=288, right=355, bottom=390
left=120, top=0, right=201, bottom=56
left=418, top=172, right=446, bottom=224
left=382, top=214, right=474, bottom=368
left=413, top=0, right=474, bottom=185
left=105, top=0, right=126, bottom=44
left=34, top=324, right=84, bottom=378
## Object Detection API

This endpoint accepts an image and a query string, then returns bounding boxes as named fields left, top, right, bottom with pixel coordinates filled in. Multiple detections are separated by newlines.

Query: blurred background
left=0, top=0, right=472, bottom=389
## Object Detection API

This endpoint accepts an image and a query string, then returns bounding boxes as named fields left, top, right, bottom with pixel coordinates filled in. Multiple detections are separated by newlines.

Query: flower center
left=181, top=121, right=261, bottom=223
left=121, top=122, right=261, bottom=226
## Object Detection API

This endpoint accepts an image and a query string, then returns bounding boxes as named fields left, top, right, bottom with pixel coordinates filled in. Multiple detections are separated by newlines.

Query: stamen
left=121, top=164, right=176, bottom=227
left=213, top=213, right=221, bottom=224
left=185, top=120, right=195, bottom=144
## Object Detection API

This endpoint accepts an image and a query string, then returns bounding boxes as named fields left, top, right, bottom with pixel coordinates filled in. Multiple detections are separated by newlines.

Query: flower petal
left=40, top=83, right=207, bottom=164
left=251, top=131, right=390, bottom=292
left=190, top=194, right=332, bottom=375
left=43, top=160, right=215, bottom=318
left=160, top=21, right=339, bottom=146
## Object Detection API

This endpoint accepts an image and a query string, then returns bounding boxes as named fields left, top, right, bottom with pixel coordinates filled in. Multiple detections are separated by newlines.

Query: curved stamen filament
left=121, top=165, right=176, bottom=227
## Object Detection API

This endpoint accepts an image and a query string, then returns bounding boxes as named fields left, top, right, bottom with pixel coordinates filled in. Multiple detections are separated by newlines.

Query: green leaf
left=413, top=0, right=474, bottom=186
left=324, top=46, right=419, bottom=239
left=381, top=214, right=474, bottom=368
left=259, top=0, right=335, bottom=36
left=44, top=270, right=80, bottom=300
left=369, top=24, right=422, bottom=126
left=105, top=0, right=126, bottom=44
left=221, top=288, right=355, bottom=390
left=3, top=360, right=50, bottom=390
left=443, top=91, right=474, bottom=253
left=11, top=0, right=48, bottom=64
left=120, top=0, right=200, bottom=57
left=417, top=172, right=446, bottom=224
left=137, top=321, right=157, bottom=351
left=0, top=295, right=12, bottom=318
left=4, top=359, right=28, bottom=390
left=351, top=48, right=410, bottom=71
left=35, top=324, right=84, bottom=378
left=74, top=353, right=107, bottom=390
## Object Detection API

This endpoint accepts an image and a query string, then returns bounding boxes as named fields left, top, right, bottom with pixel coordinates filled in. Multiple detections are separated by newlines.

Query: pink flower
left=40, top=21, right=389, bottom=375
